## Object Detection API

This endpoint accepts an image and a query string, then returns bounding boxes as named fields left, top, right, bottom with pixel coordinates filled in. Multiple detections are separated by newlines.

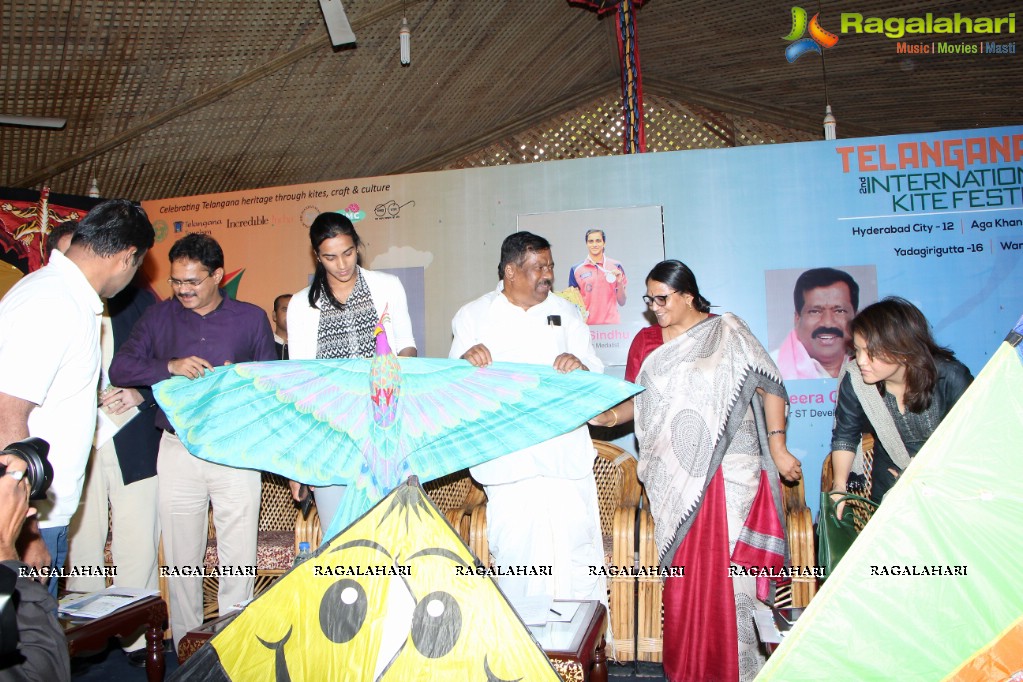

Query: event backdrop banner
left=140, top=125, right=1023, bottom=515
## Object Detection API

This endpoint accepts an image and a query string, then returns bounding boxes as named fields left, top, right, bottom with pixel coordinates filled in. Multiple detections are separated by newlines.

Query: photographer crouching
left=0, top=439, right=69, bottom=681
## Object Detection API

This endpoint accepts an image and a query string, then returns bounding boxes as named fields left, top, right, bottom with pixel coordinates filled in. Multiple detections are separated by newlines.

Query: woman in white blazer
left=287, top=212, right=417, bottom=537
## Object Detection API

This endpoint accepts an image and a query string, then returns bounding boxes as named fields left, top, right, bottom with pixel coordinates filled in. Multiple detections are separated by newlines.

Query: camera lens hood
left=1, top=437, right=53, bottom=500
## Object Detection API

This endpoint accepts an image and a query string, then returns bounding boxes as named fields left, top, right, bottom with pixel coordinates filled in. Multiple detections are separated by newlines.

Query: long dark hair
left=307, top=212, right=363, bottom=309
left=850, top=296, right=955, bottom=412
left=645, top=260, right=711, bottom=312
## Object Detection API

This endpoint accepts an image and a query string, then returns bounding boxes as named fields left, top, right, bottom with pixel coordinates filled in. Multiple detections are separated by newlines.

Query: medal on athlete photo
left=594, top=261, right=616, bottom=283
left=591, top=258, right=619, bottom=284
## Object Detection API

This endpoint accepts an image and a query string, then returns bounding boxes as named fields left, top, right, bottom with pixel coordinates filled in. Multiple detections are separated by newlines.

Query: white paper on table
left=59, top=587, right=158, bottom=619
left=512, top=594, right=553, bottom=626
left=547, top=601, right=580, bottom=622
left=753, top=610, right=784, bottom=644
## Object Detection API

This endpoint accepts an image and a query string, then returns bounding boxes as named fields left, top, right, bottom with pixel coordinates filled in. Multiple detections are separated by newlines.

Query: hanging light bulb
left=399, top=16, right=411, bottom=66
left=817, top=3, right=835, bottom=141
left=823, top=104, right=837, bottom=140
left=88, top=178, right=100, bottom=198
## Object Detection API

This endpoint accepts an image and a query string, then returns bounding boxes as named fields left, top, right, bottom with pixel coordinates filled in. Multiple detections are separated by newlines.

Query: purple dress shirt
left=109, top=294, right=276, bottom=431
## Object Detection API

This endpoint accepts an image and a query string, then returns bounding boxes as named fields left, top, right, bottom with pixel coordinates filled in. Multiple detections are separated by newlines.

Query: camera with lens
left=0, top=438, right=53, bottom=501
left=0, top=438, right=53, bottom=661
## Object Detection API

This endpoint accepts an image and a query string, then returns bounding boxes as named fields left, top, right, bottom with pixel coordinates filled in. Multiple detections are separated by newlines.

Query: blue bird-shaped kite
left=153, top=325, right=642, bottom=541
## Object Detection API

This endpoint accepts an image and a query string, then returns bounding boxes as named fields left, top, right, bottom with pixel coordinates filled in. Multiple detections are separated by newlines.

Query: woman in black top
left=830, top=297, right=973, bottom=502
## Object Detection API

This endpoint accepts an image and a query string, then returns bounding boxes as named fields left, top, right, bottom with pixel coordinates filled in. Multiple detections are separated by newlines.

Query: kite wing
left=154, top=357, right=641, bottom=533
left=391, top=357, right=639, bottom=478
left=757, top=314, right=1023, bottom=681
left=155, top=359, right=377, bottom=485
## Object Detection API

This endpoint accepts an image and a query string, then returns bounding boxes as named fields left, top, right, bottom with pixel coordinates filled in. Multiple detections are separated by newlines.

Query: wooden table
left=180, top=599, right=608, bottom=681
left=529, top=600, right=608, bottom=682
left=62, top=594, right=168, bottom=682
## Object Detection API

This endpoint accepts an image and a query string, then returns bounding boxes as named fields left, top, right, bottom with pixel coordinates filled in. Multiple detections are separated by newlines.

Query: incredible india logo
left=784, top=8, right=1017, bottom=59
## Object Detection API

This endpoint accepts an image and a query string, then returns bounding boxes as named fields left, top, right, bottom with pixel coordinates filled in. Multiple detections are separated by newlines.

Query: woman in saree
left=591, top=260, right=801, bottom=681
left=830, top=296, right=972, bottom=503
left=286, top=211, right=417, bottom=536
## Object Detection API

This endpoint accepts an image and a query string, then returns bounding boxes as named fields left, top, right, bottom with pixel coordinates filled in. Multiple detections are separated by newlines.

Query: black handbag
left=818, top=491, right=878, bottom=581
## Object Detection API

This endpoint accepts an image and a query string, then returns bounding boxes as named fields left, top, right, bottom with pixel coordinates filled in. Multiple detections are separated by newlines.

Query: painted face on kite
left=190, top=483, right=559, bottom=681
left=380, top=544, right=528, bottom=680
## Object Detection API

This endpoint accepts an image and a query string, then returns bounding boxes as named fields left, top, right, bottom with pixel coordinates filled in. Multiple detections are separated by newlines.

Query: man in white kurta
left=449, top=231, right=607, bottom=613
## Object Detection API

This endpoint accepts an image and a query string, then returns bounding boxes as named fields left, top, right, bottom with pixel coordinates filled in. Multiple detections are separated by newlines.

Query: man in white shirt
left=0, top=199, right=154, bottom=597
left=449, top=231, right=607, bottom=614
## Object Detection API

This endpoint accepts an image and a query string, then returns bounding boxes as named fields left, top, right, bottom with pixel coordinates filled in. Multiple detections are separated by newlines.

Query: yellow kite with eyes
left=171, top=478, right=560, bottom=681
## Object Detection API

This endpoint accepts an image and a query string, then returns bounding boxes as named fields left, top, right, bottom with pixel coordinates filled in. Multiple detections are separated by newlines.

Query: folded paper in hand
left=94, top=393, right=139, bottom=448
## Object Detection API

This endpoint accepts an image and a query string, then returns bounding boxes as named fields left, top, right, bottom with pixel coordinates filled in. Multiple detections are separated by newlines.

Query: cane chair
left=425, top=470, right=489, bottom=548
left=821, top=434, right=877, bottom=533
left=592, top=440, right=662, bottom=664
left=772, top=477, right=817, bottom=608
left=182, top=468, right=488, bottom=621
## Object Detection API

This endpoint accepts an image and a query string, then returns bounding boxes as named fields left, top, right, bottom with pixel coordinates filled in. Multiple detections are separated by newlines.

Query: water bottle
left=293, top=541, right=311, bottom=567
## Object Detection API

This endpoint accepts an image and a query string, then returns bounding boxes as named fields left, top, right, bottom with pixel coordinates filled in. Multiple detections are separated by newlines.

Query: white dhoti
left=483, top=473, right=607, bottom=609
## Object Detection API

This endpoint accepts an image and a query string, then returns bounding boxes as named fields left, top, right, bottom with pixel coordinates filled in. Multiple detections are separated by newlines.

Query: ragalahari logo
left=784, top=7, right=839, bottom=62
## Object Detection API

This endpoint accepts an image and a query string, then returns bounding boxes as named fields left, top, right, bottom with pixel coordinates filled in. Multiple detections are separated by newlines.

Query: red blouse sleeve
left=626, top=326, right=660, bottom=383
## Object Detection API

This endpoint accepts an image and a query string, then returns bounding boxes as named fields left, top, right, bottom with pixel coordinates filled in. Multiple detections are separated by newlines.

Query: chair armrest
left=786, top=506, right=816, bottom=607
left=443, top=480, right=487, bottom=547
left=616, top=459, right=642, bottom=510
left=295, top=506, right=321, bottom=552
left=608, top=504, right=637, bottom=660
left=467, top=503, right=490, bottom=566
left=635, top=505, right=663, bottom=662
left=157, top=537, right=173, bottom=642
left=821, top=453, right=834, bottom=496
left=610, top=480, right=643, bottom=569
left=780, top=474, right=817, bottom=608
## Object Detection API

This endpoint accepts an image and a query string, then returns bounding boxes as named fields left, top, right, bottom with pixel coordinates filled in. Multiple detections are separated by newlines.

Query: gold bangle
left=607, top=408, right=619, bottom=428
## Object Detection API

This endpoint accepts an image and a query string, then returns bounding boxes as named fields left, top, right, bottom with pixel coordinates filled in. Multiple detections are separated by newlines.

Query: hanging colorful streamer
left=569, top=0, right=648, bottom=154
